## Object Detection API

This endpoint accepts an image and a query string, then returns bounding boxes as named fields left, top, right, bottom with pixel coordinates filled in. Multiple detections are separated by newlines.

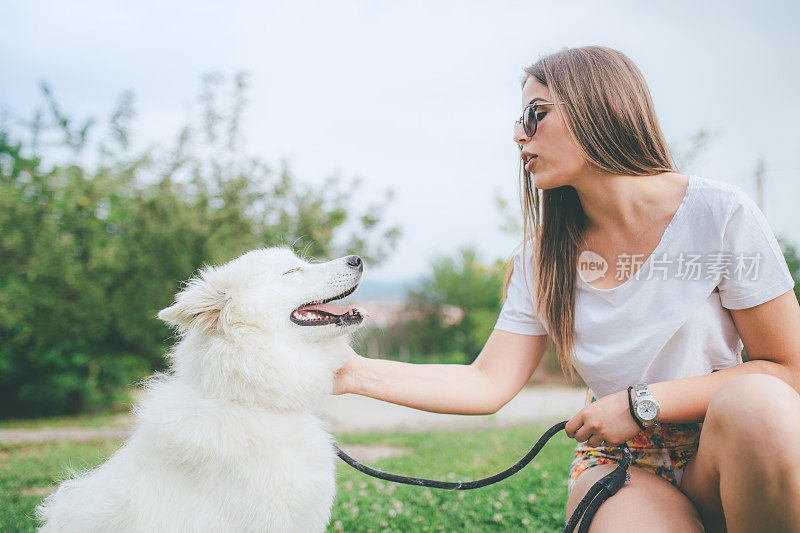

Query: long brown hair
left=502, top=46, right=677, bottom=378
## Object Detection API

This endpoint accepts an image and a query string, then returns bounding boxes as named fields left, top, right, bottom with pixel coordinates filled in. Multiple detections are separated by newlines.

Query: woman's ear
left=158, top=266, right=230, bottom=335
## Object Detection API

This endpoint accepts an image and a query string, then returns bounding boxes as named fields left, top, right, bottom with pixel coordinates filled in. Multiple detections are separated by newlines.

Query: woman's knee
left=705, top=373, right=800, bottom=455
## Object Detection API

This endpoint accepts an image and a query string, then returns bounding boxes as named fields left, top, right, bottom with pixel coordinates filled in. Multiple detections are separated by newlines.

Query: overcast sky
left=2, top=0, right=798, bottom=282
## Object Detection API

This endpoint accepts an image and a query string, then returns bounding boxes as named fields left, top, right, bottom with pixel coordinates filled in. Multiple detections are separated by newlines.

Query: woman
left=333, top=46, right=800, bottom=531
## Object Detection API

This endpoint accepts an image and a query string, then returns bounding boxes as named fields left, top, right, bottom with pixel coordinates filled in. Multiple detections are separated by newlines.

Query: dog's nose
left=346, top=255, right=363, bottom=271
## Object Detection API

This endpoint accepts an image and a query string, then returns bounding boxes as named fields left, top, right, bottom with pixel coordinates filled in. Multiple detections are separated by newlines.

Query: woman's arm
left=650, top=289, right=800, bottom=424
left=334, top=329, right=549, bottom=415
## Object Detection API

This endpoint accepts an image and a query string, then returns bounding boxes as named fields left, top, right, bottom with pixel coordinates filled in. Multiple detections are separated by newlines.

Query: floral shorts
left=567, top=388, right=702, bottom=494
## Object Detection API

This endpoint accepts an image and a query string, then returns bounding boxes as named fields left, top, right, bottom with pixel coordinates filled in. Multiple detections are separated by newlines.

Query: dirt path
left=319, top=384, right=586, bottom=433
left=0, top=385, right=587, bottom=447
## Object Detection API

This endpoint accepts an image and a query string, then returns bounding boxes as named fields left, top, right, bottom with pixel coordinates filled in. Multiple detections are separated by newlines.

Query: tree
left=355, top=247, right=505, bottom=364
left=0, top=73, right=401, bottom=417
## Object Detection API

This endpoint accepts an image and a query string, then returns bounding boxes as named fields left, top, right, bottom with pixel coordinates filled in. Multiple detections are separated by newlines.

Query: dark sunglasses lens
left=523, top=106, right=537, bottom=137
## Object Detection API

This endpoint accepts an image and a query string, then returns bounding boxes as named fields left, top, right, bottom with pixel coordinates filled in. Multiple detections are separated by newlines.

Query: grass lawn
left=0, top=412, right=132, bottom=430
left=1, top=423, right=576, bottom=532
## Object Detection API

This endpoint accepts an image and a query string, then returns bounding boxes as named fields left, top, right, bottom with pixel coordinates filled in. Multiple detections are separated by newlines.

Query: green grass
left=0, top=412, right=132, bottom=430
left=0, top=423, right=575, bottom=532
left=0, top=438, right=122, bottom=532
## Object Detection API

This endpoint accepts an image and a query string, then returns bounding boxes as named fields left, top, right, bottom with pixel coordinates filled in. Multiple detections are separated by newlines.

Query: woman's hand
left=332, top=345, right=366, bottom=395
left=564, top=388, right=642, bottom=447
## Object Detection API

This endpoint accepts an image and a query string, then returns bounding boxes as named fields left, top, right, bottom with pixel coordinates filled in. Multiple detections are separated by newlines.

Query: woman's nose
left=513, top=120, right=530, bottom=146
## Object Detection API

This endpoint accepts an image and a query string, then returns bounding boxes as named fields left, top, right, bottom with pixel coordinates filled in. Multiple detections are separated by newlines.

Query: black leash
left=334, top=420, right=632, bottom=533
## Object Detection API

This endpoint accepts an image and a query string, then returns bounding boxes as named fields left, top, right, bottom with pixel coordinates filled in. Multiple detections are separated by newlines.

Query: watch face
left=636, top=400, right=658, bottom=420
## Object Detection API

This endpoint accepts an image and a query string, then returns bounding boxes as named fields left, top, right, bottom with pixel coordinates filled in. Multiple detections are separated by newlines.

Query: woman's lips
left=524, top=156, right=538, bottom=172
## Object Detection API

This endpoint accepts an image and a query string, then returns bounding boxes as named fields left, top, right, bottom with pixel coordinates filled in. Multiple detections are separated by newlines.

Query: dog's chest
left=142, top=413, right=338, bottom=530
left=225, top=415, right=338, bottom=529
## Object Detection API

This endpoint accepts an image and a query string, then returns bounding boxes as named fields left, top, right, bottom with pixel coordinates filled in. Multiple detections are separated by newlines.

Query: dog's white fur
left=36, top=247, right=365, bottom=532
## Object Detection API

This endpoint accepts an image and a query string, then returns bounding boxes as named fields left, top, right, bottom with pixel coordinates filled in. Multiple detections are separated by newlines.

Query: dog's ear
left=158, top=266, right=232, bottom=335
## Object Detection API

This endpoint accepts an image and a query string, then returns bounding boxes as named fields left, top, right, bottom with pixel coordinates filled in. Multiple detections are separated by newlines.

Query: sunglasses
left=514, top=101, right=566, bottom=139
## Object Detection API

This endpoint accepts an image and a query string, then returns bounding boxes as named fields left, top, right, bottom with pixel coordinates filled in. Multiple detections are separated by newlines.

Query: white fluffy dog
left=37, top=247, right=368, bottom=532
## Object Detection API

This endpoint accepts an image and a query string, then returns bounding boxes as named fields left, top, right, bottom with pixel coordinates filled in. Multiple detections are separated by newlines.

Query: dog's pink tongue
left=305, top=303, right=350, bottom=314
left=303, top=304, right=370, bottom=316
left=304, top=303, right=370, bottom=317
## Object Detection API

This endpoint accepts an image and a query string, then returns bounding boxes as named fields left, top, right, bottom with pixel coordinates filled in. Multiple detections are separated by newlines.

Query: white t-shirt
left=493, top=174, right=796, bottom=398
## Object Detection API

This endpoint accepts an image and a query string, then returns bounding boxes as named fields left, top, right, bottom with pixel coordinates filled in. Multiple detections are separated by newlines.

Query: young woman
left=333, top=46, right=800, bottom=532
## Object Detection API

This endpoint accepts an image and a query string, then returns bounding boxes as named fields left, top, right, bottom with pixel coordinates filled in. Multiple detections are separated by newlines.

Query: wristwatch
left=633, top=383, right=661, bottom=427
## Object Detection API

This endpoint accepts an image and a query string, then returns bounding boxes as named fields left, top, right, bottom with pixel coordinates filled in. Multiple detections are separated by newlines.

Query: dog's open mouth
left=290, top=283, right=368, bottom=327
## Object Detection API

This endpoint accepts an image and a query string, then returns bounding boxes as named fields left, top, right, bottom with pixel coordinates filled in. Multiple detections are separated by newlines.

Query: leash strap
left=334, top=420, right=632, bottom=532
left=335, top=421, right=565, bottom=490
left=564, top=446, right=632, bottom=533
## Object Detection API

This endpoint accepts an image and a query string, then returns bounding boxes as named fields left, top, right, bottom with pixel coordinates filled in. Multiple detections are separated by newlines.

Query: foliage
left=778, top=237, right=800, bottom=304
left=355, top=247, right=506, bottom=364
left=0, top=73, right=400, bottom=417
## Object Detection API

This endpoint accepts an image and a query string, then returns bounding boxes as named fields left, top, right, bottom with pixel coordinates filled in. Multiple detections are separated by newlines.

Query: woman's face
left=514, top=77, right=592, bottom=190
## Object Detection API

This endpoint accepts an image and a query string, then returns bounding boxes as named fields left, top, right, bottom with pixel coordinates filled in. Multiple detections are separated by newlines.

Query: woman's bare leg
left=680, top=373, right=800, bottom=533
left=566, top=463, right=704, bottom=532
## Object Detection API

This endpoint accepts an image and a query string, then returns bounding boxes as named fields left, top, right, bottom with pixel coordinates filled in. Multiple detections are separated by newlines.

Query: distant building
left=356, top=299, right=408, bottom=328
left=357, top=299, right=465, bottom=328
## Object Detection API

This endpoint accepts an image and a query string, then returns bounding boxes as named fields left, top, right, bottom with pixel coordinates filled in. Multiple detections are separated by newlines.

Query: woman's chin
left=531, top=172, right=554, bottom=190
left=531, top=172, right=571, bottom=191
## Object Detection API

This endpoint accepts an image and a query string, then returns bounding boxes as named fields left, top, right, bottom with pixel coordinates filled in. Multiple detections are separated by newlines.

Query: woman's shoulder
left=689, top=174, right=742, bottom=209
left=686, top=174, right=748, bottom=225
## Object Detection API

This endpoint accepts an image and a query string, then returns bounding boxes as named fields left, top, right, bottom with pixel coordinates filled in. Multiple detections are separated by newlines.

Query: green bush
left=355, top=247, right=505, bottom=365
left=0, top=75, right=400, bottom=417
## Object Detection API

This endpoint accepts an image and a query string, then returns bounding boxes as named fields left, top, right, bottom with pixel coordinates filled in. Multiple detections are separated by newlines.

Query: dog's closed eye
left=283, top=267, right=302, bottom=275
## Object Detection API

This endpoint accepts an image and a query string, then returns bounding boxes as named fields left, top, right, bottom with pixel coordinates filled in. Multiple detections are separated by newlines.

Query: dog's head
left=158, top=246, right=367, bottom=340
left=156, top=246, right=368, bottom=409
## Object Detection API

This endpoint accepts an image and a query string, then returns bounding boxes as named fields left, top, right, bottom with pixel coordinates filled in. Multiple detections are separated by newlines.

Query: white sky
left=2, top=0, right=798, bottom=282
